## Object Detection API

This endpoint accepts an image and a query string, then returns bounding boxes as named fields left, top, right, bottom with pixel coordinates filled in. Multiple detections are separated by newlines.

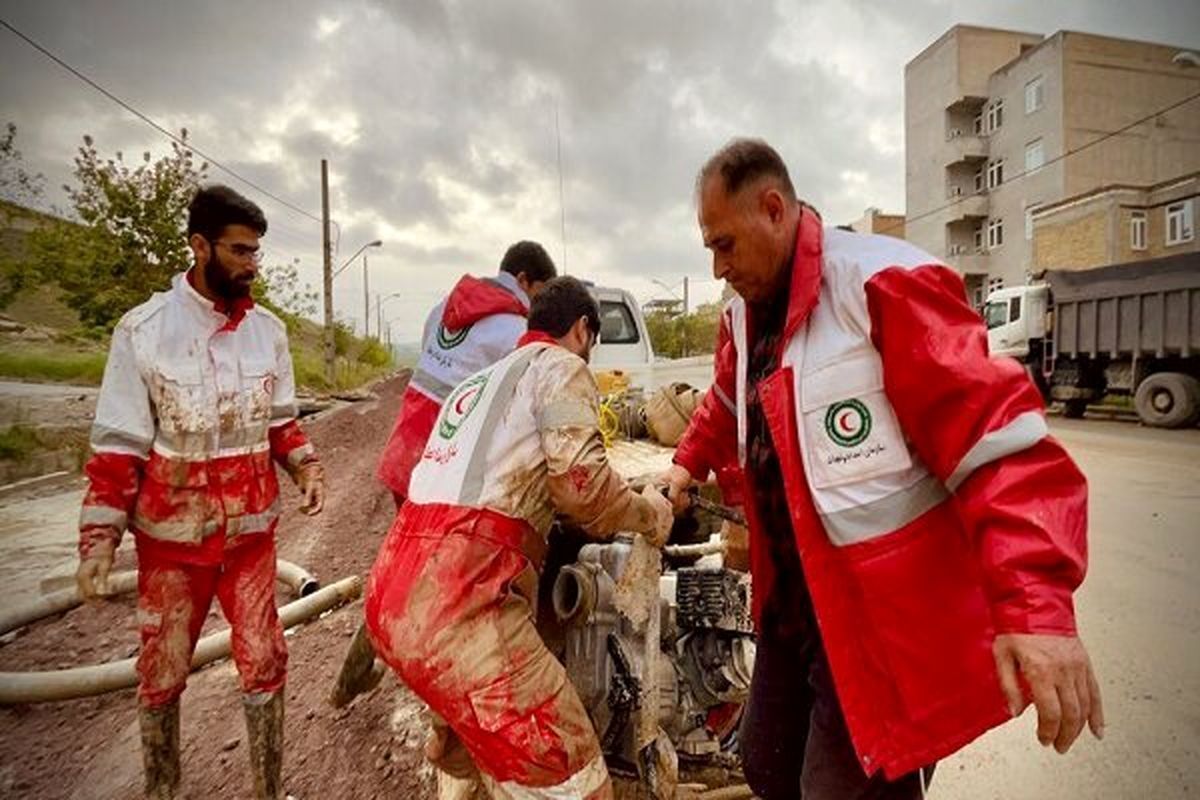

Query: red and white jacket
left=78, top=271, right=316, bottom=563
left=673, top=211, right=1088, bottom=779
left=376, top=271, right=529, bottom=498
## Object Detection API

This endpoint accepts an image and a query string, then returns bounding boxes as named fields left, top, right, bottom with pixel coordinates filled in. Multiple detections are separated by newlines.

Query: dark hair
left=696, top=138, right=797, bottom=202
left=499, top=240, right=557, bottom=283
left=527, top=276, right=600, bottom=338
left=187, top=184, right=267, bottom=240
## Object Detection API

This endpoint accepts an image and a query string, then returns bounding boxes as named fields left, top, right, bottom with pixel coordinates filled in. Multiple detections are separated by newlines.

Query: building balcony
left=944, top=132, right=987, bottom=167
left=944, top=191, right=989, bottom=222
left=944, top=251, right=989, bottom=275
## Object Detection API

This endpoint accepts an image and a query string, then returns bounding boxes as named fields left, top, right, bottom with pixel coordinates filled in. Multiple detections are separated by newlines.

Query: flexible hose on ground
left=0, top=572, right=359, bottom=705
left=0, top=560, right=318, bottom=637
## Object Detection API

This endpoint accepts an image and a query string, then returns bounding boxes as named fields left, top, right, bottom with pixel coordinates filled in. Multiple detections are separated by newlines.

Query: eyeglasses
left=211, top=239, right=262, bottom=264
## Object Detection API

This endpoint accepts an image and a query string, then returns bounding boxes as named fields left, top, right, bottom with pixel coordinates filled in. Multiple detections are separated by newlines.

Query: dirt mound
left=0, top=372, right=438, bottom=799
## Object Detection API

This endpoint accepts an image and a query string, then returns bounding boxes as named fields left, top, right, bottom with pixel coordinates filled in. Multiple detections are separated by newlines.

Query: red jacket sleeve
left=865, top=264, right=1087, bottom=636
left=673, top=305, right=739, bottom=482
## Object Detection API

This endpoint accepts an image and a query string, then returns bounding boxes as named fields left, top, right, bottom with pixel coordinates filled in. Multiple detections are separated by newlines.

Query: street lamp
left=375, top=291, right=404, bottom=342
left=334, top=240, right=382, bottom=337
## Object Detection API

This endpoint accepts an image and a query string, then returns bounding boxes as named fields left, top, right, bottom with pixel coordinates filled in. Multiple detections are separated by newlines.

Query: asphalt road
left=0, top=418, right=1196, bottom=797
left=936, top=419, right=1200, bottom=799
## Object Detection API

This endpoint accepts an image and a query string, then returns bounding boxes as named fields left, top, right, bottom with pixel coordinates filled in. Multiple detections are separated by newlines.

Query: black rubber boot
left=243, top=690, right=285, bottom=800
left=139, top=699, right=181, bottom=799
left=329, top=622, right=384, bottom=708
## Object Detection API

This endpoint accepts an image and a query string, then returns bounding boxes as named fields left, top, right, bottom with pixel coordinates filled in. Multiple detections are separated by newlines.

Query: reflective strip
left=227, top=499, right=281, bottom=537
left=536, top=399, right=595, bottom=430
left=819, top=474, right=950, bottom=546
left=152, top=437, right=271, bottom=460
left=132, top=514, right=220, bottom=543
left=80, top=504, right=126, bottom=530
left=411, top=367, right=456, bottom=402
left=946, top=411, right=1048, bottom=491
left=460, top=347, right=544, bottom=506
left=481, top=753, right=608, bottom=800
left=91, top=424, right=152, bottom=456
left=712, top=381, right=737, bottom=417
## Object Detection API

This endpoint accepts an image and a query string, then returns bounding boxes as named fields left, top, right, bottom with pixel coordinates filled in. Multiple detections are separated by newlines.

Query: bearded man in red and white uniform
left=75, top=185, right=324, bottom=799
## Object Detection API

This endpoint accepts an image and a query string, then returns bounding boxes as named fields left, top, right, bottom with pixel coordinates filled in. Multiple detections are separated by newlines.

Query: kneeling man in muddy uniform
left=363, top=276, right=673, bottom=800
left=75, top=185, right=324, bottom=799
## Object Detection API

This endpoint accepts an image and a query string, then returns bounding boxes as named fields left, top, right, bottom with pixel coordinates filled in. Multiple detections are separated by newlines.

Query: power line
left=0, top=16, right=324, bottom=225
left=876, top=89, right=1200, bottom=238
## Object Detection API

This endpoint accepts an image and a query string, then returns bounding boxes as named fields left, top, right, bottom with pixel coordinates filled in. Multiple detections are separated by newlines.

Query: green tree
left=0, top=123, right=45, bottom=208
left=28, top=131, right=207, bottom=330
left=0, top=123, right=48, bottom=306
left=645, top=300, right=722, bottom=358
left=252, top=257, right=320, bottom=334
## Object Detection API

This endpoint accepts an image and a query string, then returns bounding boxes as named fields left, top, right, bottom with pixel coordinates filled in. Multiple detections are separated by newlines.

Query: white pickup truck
left=588, top=284, right=715, bottom=393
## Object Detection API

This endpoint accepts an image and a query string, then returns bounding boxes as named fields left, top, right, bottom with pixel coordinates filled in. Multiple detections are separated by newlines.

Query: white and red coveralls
left=365, top=333, right=662, bottom=799
left=79, top=271, right=318, bottom=708
left=673, top=213, right=1089, bottom=781
left=376, top=271, right=529, bottom=502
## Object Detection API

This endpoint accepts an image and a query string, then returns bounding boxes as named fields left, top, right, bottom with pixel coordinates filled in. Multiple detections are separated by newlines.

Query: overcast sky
left=1, top=0, right=1197, bottom=341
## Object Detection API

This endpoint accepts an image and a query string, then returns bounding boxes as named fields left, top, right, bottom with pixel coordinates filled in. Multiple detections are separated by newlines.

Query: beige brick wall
left=1034, top=209, right=1109, bottom=270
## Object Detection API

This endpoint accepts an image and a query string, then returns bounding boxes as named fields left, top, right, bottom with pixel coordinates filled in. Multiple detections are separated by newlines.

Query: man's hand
left=297, top=463, right=326, bottom=516
left=640, top=485, right=673, bottom=548
left=659, top=464, right=693, bottom=514
left=76, top=540, right=116, bottom=600
left=993, top=632, right=1105, bottom=753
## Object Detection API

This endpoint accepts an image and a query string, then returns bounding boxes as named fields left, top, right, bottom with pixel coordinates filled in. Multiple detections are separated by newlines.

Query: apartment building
left=905, top=25, right=1200, bottom=305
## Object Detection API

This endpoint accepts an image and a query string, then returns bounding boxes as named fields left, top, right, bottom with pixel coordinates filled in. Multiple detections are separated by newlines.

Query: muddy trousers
left=135, top=533, right=288, bottom=708
left=366, top=523, right=611, bottom=799
left=740, top=623, right=934, bottom=800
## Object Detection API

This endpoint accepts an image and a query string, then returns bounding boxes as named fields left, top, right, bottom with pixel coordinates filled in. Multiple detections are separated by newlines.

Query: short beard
left=204, top=248, right=252, bottom=301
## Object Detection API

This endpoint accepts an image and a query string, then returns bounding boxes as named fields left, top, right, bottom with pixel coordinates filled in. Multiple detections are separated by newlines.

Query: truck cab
left=984, top=284, right=1049, bottom=359
left=588, top=285, right=715, bottom=392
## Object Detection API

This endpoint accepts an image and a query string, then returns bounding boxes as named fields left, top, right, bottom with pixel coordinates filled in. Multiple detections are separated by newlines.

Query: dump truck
left=985, top=252, right=1200, bottom=428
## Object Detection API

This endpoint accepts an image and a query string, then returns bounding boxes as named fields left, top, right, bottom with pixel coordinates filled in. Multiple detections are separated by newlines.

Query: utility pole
left=683, top=276, right=689, bottom=316
left=321, top=159, right=334, bottom=386
left=376, top=293, right=382, bottom=340
left=363, top=253, right=370, bottom=339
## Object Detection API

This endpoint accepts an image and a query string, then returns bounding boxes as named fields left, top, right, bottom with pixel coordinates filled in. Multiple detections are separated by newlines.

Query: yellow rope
left=598, top=395, right=621, bottom=448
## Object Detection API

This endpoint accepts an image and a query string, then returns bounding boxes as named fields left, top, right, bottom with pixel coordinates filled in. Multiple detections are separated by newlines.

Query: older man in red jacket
left=661, top=139, right=1104, bottom=799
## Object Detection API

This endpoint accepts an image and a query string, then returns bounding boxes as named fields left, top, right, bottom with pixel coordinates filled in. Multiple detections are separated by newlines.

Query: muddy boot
left=329, top=622, right=384, bottom=708
left=139, top=700, right=181, bottom=799
left=243, top=690, right=284, bottom=800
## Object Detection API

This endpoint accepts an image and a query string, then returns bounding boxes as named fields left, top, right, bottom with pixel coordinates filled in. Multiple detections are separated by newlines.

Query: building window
left=987, top=159, right=1005, bottom=189
left=1025, top=139, right=1045, bottom=173
left=988, top=276, right=1005, bottom=296
left=1025, top=204, right=1041, bottom=241
left=987, top=218, right=1004, bottom=250
left=973, top=223, right=985, bottom=251
left=1166, top=200, right=1194, bottom=246
left=1131, top=211, right=1147, bottom=251
left=974, top=169, right=985, bottom=193
left=973, top=113, right=984, bottom=135
left=1025, top=76, right=1045, bottom=114
left=986, top=99, right=1004, bottom=132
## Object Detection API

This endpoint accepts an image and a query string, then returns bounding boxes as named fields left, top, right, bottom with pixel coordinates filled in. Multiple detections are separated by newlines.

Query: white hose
left=0, top=574, right=360, bottom=705
left=0, top=560, right=318, bottom=637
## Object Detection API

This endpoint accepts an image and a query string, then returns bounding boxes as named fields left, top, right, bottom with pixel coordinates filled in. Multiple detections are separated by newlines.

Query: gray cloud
left=2, top=0, right=1195, bottom=341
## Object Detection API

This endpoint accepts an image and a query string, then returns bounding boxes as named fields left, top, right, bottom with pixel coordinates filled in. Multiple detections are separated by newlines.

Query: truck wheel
left=1134, top=372, right=1200, bottom=428
left=1062, top=399, right=1088, bottom=419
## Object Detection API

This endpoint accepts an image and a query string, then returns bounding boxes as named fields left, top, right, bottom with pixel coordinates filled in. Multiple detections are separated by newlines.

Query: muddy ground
left=0, top=374, right=440, bottom=799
